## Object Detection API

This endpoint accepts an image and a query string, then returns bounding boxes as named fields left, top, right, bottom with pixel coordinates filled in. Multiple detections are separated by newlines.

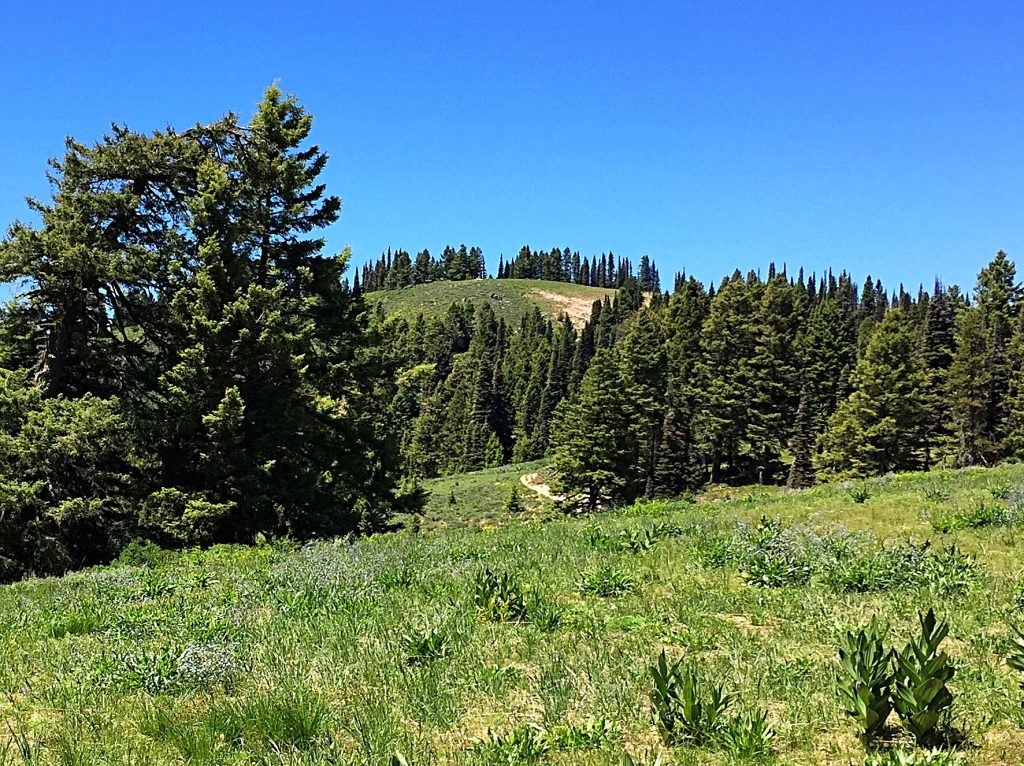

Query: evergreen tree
left=816, top=310, right=929, bottom=479
left=551, top=348, right=631, bottom=511
left=618, top=308, right=666, bottom=496
left=786, top=390, right=815, bottom=488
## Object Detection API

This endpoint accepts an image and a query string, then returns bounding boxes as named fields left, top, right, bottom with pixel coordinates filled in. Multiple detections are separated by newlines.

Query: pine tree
left=746, top=274, right=801, bottom=483
left=551, top=348, right=631, bottom=511
left=695, top=271, right=757, bottom=481
left=652, top=277, right=708, bottom=496
left=816, top=310, right=929, bottom=479
left=948, top=306, right=994, bottom=466
left=918, top=281, right=956, bottom=464
left=619, top=308, right=666, bottom=497
left=786, top=390, right=815, bottom=488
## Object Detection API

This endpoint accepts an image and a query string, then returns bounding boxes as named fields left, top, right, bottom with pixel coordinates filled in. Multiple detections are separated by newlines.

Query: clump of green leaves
left=891, top=610, right=956, bottom=745
left=720, top=709, right=775, bottom=759
left=836, top=620, right=895, bottom=744
left=548, top=717, right=620, bottom=750
left=620, top=753, right=665, bottom=766
left=862, top=749, right=964, bottom=765
left=1004, top=623, right=1024, bottom=701
left=650, top=649, right=733, bottom=746
left=849, top=485, right=873, bottom=504
left=579, top=565, right=637, bottom=597
left=931, top=502, right=1014, bottom=533
left=474, top=568, right=530, bottom=622
left=989, top=481, right=1015, bottom=500
left=401, top=623, right=452, bottom=665
left=837, top=610, right=955, bottom=748
left=472, top=724, right=550, bottom=764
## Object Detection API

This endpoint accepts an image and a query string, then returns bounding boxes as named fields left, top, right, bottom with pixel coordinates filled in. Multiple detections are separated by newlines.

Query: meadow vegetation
left=3, top=464, right=1024, bottom=764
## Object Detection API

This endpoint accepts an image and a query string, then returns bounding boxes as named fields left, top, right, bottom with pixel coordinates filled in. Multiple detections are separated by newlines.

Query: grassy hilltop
left=6, top=465, right=1024, bottom=764
left=365, top=278, right=618, bottom=325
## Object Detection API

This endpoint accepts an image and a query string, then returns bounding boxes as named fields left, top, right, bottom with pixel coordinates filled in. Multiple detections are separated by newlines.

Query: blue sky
left=2, top=1, right=1023, bottom=293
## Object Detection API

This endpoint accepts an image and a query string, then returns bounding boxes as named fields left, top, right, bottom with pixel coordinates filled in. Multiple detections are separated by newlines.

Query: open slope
left=365, top=278, right=617, bottom=326
left=5, top=465, right=1024, bottom=764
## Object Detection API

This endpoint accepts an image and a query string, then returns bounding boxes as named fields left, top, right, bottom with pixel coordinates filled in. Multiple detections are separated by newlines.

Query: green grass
left=6, top=464, right=1024, bottom=764
left=366, top=278, right=618, bottom=325
left=407, top=460, right=554, bottom=532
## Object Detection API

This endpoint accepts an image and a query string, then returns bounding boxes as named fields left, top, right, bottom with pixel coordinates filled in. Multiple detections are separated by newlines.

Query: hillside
left=6, top=464, right=1024, bottom=764
left=365, top=278, right=618, bottom=326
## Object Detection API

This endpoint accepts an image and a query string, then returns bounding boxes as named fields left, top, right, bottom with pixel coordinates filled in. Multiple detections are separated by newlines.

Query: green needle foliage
left=836, top=620, right=895, bottom=744
left=892, top=610, right=955, bottom=745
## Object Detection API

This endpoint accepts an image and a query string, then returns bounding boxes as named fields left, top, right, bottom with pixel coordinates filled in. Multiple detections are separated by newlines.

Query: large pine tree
left=551, top=348, right=631, bottom=511
left=816, top=310, right=929, bottom=479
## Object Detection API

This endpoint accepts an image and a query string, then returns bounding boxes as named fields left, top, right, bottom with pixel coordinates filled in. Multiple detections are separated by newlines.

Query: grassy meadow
left=365, top=279, right=617, bottom=326
left=6, top=465, right=1024, bottom=764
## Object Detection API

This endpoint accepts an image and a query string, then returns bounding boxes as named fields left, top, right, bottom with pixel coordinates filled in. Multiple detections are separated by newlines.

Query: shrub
left=892, top=610, right=955, bottom=746
left=836, top=620, right=894, bottom=744
left=650, top=649, right=733, bottom=746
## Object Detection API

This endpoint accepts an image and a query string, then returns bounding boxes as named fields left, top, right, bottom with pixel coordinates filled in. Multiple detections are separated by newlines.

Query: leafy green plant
left=474, top=568, right=530, bottom=622
left=836, top=620, right=894, bottom=744
left=931, top=502, right=1010, bottom=532
left=472, top=724, right=550, bottom=764
left=548, top=717, right=619, bottom=750
left=738, top=516, right=813, bottom=588
left=401, top=623, right=451, bottom=665
left=921, top=483, right=952, bottom=503
left=861, top=749, right=964, bottom=765
left=919, top=544, right=978, bottom=596
left=989, top=481, right=1014, bottom=500
left=892, top=610, right=955, bottom=745
left=742, top=549, right=811, bottom=588
left=525, top=596, right=564, bottom=632
left=1004, top=622, right=1024, bottom=698
left=849, top=485, right=873, bottom=504
left=650, top=649, right=733, bottom=745
left=720, top=709, right=775, bottom=759
left=579, top=565, right=637, bottom=597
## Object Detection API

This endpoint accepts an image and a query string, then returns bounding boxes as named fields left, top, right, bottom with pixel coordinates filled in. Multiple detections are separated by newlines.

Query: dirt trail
left=520, top=472, right=565, bottom=502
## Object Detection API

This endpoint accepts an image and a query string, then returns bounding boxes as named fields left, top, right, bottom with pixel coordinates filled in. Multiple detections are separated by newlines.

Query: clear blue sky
left=2, top=1, right=1023, bottom=293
